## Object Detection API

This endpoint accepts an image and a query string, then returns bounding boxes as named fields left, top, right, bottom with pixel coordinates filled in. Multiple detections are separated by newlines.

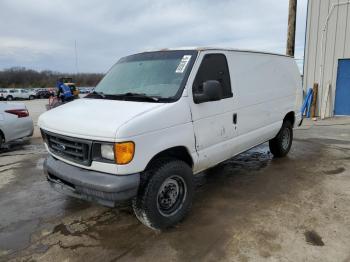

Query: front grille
left=42, top=130, right=92, bottom=166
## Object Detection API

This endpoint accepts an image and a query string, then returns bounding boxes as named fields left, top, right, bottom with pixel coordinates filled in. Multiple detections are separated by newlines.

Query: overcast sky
left=0, top=0, right=307, bottom=73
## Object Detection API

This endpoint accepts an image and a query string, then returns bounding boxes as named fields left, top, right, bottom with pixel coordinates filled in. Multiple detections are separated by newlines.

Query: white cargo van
left=39, top=48, right=302, bottom=229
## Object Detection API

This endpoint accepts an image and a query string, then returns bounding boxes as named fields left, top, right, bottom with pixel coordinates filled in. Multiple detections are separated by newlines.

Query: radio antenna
left=74, top=40, right=79, bottom=74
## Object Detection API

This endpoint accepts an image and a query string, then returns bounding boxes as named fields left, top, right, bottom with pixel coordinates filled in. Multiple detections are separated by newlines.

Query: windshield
left=92, top=50, right=198, bottom=102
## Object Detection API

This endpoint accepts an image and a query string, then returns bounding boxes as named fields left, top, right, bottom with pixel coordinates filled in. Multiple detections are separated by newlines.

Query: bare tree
left=0, top=67, right=103, bottom=88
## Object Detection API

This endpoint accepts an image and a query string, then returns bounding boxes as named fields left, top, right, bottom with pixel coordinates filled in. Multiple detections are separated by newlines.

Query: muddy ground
left=0, top=115, right=350, bottom=261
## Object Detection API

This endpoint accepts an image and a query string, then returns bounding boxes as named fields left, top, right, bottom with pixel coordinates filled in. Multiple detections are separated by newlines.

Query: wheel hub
left=158, top=179, right=179, bottom=209
left=157, top=176, right=187, bottom=216
left=281, top=128, right=290, bottom=150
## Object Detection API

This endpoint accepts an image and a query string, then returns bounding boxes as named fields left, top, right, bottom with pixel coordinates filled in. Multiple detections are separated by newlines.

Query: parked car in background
left=78, top=87, right=94, bottom=94
left=0, top=89, right=9, bottom=100
left=35, top=90, right=54, bottom=99
left=0, top=89, right=36, bottom=101
left=0, top=102, right=34, bottom=148
left=0, top=90, right=5, bottom=101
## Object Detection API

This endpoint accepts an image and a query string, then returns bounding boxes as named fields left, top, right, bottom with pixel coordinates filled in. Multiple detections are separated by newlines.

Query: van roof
left=144, top=47, right=292, bottom=58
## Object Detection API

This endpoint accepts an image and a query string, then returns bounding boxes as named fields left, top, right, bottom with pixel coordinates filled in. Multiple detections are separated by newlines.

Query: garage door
left=335, top=59, right=350, bottom=116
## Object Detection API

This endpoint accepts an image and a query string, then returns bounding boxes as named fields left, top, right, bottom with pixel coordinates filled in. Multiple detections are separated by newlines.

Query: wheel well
left=146, top=146, right=193, bottom=169
left=284, top=111, right=295, bottom=126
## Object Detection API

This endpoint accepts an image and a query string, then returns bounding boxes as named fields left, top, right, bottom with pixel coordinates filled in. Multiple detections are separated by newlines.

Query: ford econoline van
left=39, top=48, right=302, bottom=230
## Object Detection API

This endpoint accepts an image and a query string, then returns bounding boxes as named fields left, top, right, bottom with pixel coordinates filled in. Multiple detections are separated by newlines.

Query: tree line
left=0, top=67, right=104, bottom=88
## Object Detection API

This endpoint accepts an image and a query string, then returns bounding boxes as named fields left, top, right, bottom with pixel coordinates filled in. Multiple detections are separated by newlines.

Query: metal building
left=303, top=0, right=350, bottom=117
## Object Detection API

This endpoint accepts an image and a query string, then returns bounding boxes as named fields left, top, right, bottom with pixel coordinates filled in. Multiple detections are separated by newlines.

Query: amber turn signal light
left=114, top=142, right=135, bottom=165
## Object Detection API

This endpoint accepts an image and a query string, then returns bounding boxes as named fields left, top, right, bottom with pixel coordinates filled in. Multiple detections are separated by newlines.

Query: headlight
left=101, top=144, right=115, bottom=161
left=93, top=142, right=135, bottom=164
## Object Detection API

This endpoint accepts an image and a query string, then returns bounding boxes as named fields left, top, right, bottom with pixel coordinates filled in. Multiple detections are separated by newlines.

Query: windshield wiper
left=115, top=92, right=160, bottom=102
left=86, top=91, right=106, bottom=99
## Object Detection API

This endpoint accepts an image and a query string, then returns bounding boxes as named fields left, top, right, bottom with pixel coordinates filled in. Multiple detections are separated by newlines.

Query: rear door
left=335, top=59, right=350, bottom=115
left=9, top=89, right=19, bottom=99
left=189, top=51, right=237, bottom=172
left=19, top=89, right=28, bottom=99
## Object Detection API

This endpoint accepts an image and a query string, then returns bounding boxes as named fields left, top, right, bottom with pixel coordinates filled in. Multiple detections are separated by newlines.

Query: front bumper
left=43, top=155, right=140, bottom=207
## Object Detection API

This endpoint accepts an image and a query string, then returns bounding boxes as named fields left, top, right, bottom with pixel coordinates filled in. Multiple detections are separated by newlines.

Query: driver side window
left=193, top=54, right=232, bottom=100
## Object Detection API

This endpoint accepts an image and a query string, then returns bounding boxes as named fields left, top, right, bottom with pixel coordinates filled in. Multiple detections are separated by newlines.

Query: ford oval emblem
left=56, top=143, right=66, bottom=151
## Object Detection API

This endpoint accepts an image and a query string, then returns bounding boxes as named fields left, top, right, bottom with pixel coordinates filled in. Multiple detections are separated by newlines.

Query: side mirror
left=193, top=80, right=223, bottom=104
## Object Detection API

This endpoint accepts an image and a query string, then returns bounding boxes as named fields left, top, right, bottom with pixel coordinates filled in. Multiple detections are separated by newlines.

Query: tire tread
left=132, top=158, right=194, bottom=230
left=269, top=120, right=293, bottom=157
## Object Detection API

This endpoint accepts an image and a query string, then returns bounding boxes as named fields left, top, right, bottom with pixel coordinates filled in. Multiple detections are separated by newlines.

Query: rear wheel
left=132, top=158, right=194, bottom=230
left=29, top=95, right=35, bottom=100
left=269, top=121, right=293, bottom=157
left=6, top=96, right=13, bottom=101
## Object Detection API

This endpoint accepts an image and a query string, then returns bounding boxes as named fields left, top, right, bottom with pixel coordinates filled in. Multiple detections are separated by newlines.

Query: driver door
left=189, top=52, right=237, bottom=172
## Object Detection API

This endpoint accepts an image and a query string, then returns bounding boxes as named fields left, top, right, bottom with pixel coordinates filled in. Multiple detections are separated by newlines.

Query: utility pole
left=286, top=0, right=297, bottom=57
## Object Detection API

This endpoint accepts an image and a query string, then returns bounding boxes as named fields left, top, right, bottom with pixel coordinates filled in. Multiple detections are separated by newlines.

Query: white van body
left=39, top=48, right=302, bottom=229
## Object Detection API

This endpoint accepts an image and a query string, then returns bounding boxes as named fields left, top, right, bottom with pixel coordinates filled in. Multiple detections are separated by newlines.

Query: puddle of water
left=36, top=158, right=45, bottom=170
left=225, top=148, right=272, bottom=171
left=210, top=145, right=272, bottom=175
left=0, top=140, right=46, bottom=156
left=194, top=145, right=273, bottom=188
left=323, top=167, right=345, bottom=175
left=0, top=219, right=39, bottom=252
left=0, top=169, right=16, bottom=189
left=0, top=249, right=9, bottom=257
left=304, top=230, right=325, bottom=246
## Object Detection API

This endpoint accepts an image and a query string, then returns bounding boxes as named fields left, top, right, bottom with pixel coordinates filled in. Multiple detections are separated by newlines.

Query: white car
left=0, top=102, right=34, bottom=147
left=0, top=89, right=36, bottom=101
left=39, top=48, right=303, bottom=230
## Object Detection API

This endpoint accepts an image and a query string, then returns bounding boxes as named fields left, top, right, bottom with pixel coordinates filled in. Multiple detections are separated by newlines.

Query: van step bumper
left=43, top=156, right=140, bottom=207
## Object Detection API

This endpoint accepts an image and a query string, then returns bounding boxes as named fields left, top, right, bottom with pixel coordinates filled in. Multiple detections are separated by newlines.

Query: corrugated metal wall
left=303, top=0, right=350, bottom=117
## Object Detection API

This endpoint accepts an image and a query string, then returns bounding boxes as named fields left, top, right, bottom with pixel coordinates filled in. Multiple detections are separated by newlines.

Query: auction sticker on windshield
left=175, top=55, right=191, bottom=73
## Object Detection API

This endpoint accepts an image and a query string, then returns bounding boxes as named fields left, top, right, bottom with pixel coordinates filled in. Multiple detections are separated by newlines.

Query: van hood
left=38, top=98, right=164, bottom=141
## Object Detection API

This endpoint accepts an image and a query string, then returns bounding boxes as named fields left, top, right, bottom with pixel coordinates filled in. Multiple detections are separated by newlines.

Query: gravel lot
left=1, top=99, right=350, bottom=261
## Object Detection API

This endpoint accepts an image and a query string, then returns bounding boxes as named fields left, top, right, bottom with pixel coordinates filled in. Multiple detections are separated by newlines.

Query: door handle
left=233, top=113, right=237, bottom=124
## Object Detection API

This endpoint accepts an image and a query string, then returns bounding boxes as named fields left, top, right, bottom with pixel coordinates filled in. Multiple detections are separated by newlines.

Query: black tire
left=29, top=95, right=35, bottom=100
left=132, top=158, right=194, bottom=230
left=0, top=132, right=3, bottom=149
left=269, top=120, right=293, bottom=157
left=6, top=96, right=13, bottom=101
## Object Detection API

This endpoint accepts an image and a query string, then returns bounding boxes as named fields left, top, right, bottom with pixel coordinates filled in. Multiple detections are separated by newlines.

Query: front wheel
left=269, top=121, right=293, bottom=157
left=132, top=159, right=194, bottom=230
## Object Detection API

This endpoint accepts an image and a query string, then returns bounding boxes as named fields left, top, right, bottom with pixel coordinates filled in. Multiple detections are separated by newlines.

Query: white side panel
left=194, top=121, right=282, bottom=174
left=116, top=122, right=197, bottom=175
left=228, top=52, right=301, bottom=133
left=345, top=4, right=350, bottom=57
left=303, top=0, right=313, bottom=91
left=310, top=0, right=322, bottom=93
left=187, top=50, right=238, bottom=171
left=190, top=51, right=301, bottom=173
left=116, top=98, right=197, bottom=175
left=322, top=0, right=339, bottom=117
left=305, top=0, right=321, bottom=91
